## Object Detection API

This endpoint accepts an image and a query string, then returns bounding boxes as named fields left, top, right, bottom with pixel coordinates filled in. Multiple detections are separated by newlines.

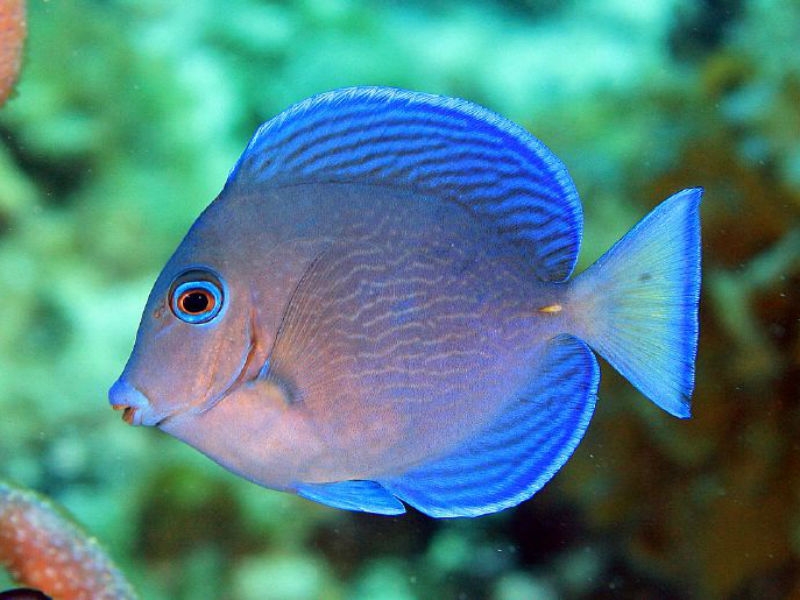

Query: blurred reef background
left=1, top=0, right=799, bottom=598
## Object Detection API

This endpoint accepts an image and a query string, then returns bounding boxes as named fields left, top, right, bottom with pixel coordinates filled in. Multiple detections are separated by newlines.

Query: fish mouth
left=108, top=378, right=161, bottom=427
left=113, top=404, right=137, bottom=425
left=110, top=400, right=147, bottom=426
left=109, top=309, right=262, bottom=430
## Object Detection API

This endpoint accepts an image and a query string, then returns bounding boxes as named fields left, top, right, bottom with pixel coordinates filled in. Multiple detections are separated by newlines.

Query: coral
left=0, top=481, right=136, bottom=600
left=0, top=0, right=25, bottom=106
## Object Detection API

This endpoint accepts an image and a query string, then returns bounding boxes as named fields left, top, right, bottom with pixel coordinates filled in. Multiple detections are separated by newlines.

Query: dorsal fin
left=228, top=87, right=583, bottom=282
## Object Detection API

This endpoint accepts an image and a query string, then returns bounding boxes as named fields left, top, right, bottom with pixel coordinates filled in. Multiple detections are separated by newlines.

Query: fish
left=108, top=87, right=701, bottom=518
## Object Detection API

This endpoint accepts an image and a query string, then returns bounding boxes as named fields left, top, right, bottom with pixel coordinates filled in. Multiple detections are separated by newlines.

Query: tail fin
left=569, top=188, right=702, bottom=418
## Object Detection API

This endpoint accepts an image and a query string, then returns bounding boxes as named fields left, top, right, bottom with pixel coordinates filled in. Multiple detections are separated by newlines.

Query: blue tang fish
left=109, top=87, right=701, bottom=518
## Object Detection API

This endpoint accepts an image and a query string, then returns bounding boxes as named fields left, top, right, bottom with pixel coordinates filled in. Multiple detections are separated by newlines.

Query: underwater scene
left=1, top=0, right=799, bottom=598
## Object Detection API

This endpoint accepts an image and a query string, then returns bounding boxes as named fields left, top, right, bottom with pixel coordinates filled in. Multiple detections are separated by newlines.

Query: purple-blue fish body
left=110, top=87, right=701, bottom=517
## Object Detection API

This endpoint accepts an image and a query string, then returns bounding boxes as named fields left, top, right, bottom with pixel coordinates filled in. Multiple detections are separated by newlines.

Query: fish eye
left=169, top=270, right=225, bottom=324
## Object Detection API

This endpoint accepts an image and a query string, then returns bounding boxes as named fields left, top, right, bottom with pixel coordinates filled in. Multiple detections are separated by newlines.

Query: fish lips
left=108, top=378, right=162, bottom=427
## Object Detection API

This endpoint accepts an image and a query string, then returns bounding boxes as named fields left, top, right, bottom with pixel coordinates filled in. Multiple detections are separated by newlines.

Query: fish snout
left=108, top=378, right=157, bottom=426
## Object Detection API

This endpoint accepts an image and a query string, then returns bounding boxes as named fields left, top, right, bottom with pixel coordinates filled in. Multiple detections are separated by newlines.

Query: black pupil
left=181, top=291, right=210, bottom=314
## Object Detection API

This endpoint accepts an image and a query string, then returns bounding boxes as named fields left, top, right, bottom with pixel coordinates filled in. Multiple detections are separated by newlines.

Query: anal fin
left=379, top=335, right=599, bottom=518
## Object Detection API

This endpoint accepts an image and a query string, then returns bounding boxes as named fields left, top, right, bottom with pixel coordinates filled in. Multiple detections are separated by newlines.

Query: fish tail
left=567, top=188, right=702, bottom=418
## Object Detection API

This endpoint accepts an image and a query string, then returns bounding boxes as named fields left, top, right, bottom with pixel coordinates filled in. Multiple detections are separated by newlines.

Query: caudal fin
left=569, top=188, right=701, bottom=418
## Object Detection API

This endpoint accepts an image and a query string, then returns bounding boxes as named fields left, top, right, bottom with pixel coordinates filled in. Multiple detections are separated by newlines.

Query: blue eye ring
left=169, top=271, right=225, bottom=324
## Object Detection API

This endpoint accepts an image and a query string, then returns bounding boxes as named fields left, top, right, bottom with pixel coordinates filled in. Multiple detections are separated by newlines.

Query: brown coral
left=0, top=0, right=25, bottom=106
left=0, top=482, right=137, bottom=600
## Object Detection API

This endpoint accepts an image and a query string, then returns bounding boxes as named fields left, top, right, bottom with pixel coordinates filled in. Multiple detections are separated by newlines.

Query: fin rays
left=380, top=335, right=599, bottom=517
left=229, top=86, right=583, bottom=281
left=570, top=188, right=702, bottom=417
